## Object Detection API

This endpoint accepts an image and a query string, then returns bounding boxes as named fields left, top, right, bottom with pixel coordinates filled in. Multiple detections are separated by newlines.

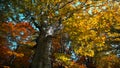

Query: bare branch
left=59, top=0, right=74, bottom=9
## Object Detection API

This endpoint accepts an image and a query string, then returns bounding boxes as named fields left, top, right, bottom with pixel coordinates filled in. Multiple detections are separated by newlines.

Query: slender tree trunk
left=31, top=34, right=52, bottom=68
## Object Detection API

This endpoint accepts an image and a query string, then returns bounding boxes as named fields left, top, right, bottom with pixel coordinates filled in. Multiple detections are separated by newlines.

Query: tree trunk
left=31, top=35, right=52, bottom=68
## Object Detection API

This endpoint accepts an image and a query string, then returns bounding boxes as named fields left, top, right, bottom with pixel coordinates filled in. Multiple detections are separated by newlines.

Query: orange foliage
left=0, top=22, right=36, bottom=67
left=0, top=46, right=11, bottom=66
left=69, top=61, right=87, bottom=68
left=11, top=46, right=34, bottom=68
left=1, top=22, right=35, bottom=39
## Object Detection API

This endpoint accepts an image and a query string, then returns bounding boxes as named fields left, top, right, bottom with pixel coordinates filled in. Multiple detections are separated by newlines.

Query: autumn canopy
left=0, top=0, right=120, bottom=68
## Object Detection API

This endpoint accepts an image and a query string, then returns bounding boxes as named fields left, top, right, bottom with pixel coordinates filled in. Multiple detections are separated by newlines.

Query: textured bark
left=31, top=35, right=52, bottom=68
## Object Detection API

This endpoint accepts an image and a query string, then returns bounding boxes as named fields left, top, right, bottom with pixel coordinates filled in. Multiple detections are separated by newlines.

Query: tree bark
left=31, top=35, right=52, bottom=68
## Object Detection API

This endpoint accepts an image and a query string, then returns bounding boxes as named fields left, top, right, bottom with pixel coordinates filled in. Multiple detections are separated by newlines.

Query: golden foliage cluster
left=63, top=1, right=120, bottom=57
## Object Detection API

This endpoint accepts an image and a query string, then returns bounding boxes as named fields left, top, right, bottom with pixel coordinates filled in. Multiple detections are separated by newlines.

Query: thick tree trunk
left=31, top=35, right=52, bottom=68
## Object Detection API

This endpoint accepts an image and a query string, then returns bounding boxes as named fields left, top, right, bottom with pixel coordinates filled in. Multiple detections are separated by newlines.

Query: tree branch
left=59, top=0, right=74, bottom=9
